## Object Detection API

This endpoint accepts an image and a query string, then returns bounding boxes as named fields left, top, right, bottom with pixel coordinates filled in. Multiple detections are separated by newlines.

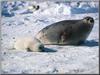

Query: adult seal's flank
left=36, top=16, right=94, bottom=45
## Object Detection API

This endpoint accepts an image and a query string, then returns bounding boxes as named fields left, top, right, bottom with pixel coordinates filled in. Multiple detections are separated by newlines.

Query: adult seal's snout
left=36, top=16, right=94, bottom=45
left=90, top=19, right=94, bottom=23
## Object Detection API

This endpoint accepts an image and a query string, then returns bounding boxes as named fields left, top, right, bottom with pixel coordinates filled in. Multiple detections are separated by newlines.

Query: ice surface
left=0, top=1, right=99, bottom=74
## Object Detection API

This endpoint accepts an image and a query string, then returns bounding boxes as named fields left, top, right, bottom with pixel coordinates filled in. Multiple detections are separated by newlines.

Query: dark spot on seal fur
left=60, top=26, right=72, bottom=42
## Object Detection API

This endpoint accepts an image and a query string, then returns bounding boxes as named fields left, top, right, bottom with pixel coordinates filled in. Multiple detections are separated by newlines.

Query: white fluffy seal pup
left=14, top=36, right=44, bottom=52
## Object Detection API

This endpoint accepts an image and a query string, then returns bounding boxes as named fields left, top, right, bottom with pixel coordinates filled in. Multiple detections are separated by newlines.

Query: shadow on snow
left=81, top=40, right=99, bottom=47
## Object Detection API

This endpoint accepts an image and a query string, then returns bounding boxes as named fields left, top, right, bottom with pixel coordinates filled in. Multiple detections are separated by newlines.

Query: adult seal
left=36, top=16, right=94, bottom=45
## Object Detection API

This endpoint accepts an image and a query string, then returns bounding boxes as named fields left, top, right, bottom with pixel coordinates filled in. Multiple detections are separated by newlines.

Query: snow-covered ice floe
left=0, top=0, right=99, bottom=74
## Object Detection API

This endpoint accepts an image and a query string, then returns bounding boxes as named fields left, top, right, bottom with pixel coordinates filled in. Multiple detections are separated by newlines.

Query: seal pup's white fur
left=14, top=36, right=44, bottom=52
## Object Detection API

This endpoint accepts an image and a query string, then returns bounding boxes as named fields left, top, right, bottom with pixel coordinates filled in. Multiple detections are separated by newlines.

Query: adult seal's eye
left=87, top=18, right=90, bottom=21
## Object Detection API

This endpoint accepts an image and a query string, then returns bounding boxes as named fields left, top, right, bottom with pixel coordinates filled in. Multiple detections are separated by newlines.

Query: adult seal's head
left=36, top=16, right=94, bottom=45
left=82, top=16, right=94, bottom=25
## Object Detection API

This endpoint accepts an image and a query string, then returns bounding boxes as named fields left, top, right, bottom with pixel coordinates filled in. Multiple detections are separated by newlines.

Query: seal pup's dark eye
left=39, top=45, right=44, bottom=52
left=39, top=45, right=44, bottom=49
left=36, top=5, right=39, bottom=10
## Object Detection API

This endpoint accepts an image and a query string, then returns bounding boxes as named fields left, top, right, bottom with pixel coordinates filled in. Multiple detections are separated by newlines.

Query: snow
left=0, top=0, right=99, bottom=74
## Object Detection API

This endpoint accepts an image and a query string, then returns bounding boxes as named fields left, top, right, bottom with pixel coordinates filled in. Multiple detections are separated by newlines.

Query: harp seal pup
left=36, top=16, right=94, bottom=45
left=14, top=36, right=44, bottom=52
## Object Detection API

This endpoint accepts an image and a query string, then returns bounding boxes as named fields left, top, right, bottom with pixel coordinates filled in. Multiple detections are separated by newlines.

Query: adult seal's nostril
left=90, top=19, right=94, bottom=23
